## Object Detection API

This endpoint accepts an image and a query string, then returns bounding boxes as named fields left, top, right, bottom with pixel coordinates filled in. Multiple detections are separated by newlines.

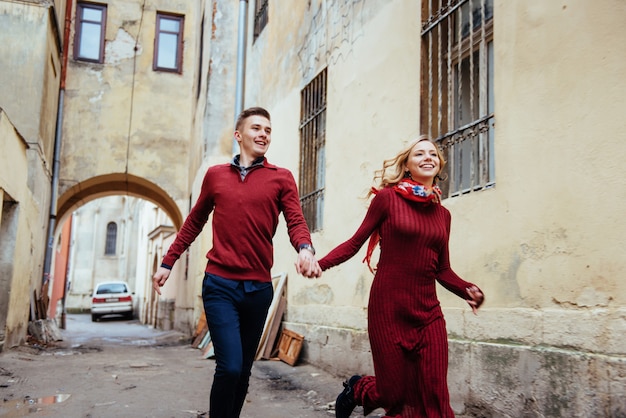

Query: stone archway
left=56, top=173, right=183, bottom=231
left=53, top=174, right=185, bottom=329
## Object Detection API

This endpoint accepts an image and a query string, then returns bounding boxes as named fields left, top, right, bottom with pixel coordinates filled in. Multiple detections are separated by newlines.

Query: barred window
left=105, top=222, right=117, bottom=255
left=421, top=0, right=495, bottom=198
left=299, top=68, right=327, bottom=232
left=253, top=0, right=269, bottom=42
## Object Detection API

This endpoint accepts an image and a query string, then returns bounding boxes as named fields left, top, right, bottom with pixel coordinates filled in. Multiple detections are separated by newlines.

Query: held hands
left=466, top=285, right=484, bottom=315
left=152, top=266, right=172, bottom=295
left=295, top=248, right=322, bottom=279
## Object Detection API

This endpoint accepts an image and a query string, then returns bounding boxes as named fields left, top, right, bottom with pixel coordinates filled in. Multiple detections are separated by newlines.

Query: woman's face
left=405, top=140, right=440, bottom=186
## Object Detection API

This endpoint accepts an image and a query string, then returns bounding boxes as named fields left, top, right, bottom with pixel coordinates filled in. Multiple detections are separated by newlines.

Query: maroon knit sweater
left=319, top=187, right=475, bottom=338
left=162, top=159, right=312, bottom=282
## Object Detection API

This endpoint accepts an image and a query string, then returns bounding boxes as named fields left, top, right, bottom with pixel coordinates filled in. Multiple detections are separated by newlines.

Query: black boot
left=335, top=375, right=362, bottom=418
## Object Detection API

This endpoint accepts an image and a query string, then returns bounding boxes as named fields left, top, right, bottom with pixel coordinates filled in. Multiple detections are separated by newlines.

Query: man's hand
left=295, top=248, right=322, bottom=279
left=152, top=266, right=172, bottom=295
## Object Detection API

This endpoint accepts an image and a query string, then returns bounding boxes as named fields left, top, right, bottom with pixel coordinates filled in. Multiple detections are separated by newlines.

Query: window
left=154, top=13, right=184, bottom=73
left=96, top=282, right=128, bottom=294
left=299, top=68, right=327, bottom=232
left=421, top=0, right=494, bottom=198
left=74, top=2, right=107, bottom=63
left=253, top=0, right=269, bottom=42
left=105, top=222, right=117, bottom=255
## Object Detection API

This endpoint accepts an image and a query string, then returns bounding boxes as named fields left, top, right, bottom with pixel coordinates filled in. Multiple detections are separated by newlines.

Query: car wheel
left=91, top=314, right=99, bottom=322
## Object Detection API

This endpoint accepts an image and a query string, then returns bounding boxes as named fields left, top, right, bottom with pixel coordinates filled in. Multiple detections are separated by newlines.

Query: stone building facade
left=1, top=0, right=625, bottom=416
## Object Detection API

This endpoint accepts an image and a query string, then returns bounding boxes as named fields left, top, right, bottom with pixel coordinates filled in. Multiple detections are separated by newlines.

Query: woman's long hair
left=368, top=135, right=447, bottom=197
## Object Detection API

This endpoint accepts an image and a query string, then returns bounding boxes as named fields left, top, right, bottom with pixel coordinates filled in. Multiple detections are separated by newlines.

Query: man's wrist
left=298, top=243, right=315, bottom=255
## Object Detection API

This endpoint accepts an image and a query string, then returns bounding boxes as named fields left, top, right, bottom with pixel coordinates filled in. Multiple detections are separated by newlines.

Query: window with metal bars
left=299, top=68, right=327, bottom=232
left=105, top=222, right=117, bottom=255
left=253, top=0, right=269, bottom=42
left=421, top=0, right=495, bottom=198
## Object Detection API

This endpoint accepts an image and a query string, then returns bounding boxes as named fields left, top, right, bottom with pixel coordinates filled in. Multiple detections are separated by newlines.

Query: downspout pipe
left=42, top=0, right=73, bottom=328
left=232, top=0, right=248, bottom=155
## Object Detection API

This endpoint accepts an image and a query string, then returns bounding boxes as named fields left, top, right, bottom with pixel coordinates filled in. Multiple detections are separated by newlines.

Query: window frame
left=74, top=2, right=107, bottom=64
left=253, top=0, right=269, bottom=42
left=299, top=68, right=327, bottom=233
left=153, top=12, right=185, bottom=73
left=421, top=0, right=495, bottom=198
left=105, top=222, right=117, bottom=256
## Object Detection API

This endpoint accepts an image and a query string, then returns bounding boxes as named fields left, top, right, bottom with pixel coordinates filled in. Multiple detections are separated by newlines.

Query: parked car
left=91, top=281, right=134, bottom=322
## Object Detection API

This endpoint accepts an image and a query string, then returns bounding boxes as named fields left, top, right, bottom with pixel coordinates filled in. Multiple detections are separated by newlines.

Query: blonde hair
left=368, top=134, right=446, bottom=197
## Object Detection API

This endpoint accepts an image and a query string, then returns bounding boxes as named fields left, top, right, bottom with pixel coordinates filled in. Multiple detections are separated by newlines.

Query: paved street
left=0, top=314, right=372, bottom=418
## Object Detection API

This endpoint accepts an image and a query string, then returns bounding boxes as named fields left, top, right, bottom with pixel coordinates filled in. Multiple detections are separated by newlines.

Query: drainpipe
left=42, top=0, right=73, bottom=328
left=232, top=0, right=248, bottom=155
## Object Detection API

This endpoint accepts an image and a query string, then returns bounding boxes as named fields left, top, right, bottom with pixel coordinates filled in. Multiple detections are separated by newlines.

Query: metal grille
left=253, top=0, right=269, bottom=42
left=421, top=0, right=495, bottom=198
left=299, top=68, right=327, bottom=232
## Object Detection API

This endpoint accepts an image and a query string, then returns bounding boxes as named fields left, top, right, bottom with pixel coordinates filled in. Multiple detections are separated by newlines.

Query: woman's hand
left=466, top=285, right=484, bottom=315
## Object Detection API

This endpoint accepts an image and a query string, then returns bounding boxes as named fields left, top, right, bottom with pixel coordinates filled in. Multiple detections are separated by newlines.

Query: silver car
left=91, top=281, right=134, bottom=321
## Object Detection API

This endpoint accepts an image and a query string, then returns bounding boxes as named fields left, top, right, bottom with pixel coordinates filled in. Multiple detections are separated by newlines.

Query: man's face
left=235, top=115, right=272, bottom=160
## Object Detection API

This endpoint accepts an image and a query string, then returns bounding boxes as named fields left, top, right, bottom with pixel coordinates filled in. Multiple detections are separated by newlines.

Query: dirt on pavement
left=0, top=314, right=373, bottom=418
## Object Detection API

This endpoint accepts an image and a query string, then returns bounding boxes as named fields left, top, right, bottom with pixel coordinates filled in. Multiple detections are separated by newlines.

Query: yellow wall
left=190, top=0, right=626, bottom=414
left=59, top=0, right=199, bottom=224
left=0, top=111, right=45, bottom=349
left=0, top=1, right=61, bottom=348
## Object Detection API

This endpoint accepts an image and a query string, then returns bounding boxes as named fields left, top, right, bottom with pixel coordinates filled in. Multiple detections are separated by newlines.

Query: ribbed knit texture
left=162, top=159, right=312, bottom=282
left=319, top=187, right=477, bottom=417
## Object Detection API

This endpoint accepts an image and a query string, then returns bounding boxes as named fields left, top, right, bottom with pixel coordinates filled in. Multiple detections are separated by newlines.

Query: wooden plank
left=260, top=295, right=286, bottom=359
left=197, top=329, right=211, bottom=350
left=255, top=273, right=287, bottom=359
left=191, top=326, right=209, bottom=349
left=192, top=313, right=207, bottom=339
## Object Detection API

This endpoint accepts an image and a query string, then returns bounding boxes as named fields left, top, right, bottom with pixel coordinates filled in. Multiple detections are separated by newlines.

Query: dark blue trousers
left=202, top=273, right=273, bottom=418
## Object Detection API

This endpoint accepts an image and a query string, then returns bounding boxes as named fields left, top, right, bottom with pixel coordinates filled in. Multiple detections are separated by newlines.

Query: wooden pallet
left=277, top=329, right=304, bottom=366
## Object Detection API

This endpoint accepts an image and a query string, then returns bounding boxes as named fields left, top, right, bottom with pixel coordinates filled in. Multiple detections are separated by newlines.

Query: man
left=152, top=107, right=321, bottom=417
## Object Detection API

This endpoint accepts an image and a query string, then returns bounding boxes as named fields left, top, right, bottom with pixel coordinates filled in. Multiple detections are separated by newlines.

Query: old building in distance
left=1, top=0, right=625, bottom=416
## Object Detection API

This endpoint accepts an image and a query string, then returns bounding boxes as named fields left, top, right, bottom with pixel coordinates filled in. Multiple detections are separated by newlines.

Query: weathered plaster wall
left=219, top=0, right=626, bottom=415
left=0, top=1, right=60, bottom=349
left=0, top=2, right=60, bottom=161
left=65, top=196, right=141, bottom=312
left=0, top=111, right=44, bottom=349
left=59, top=0, right=198, bottom=228
left=178, top=0, right=240, bottom=335
left=241, top=0, right=422, bottom=370
left=58, top=0, right=204, bottom=330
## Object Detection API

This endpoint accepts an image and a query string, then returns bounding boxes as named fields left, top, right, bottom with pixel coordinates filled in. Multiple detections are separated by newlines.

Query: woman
left=318, top=135, right=484, bottom=417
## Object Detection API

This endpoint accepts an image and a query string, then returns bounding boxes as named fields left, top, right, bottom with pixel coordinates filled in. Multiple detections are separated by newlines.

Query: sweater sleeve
left=318, top=190, right=388, bottom=271
left=436, top=208, right=478, bottom=300
left=161, top=168, right=215, bottom=268
left=279, top=169, right=313, bottom=251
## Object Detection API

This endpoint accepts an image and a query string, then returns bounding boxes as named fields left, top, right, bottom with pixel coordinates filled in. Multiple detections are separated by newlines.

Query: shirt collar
left=231, top=154, right=266, bottom=169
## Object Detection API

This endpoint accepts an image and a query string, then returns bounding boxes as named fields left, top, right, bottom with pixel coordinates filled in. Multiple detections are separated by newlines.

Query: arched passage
left=56, top=173, right=183, bottom=231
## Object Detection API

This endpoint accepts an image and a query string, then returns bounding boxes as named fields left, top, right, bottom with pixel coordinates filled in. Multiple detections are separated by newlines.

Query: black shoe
left=335, top=375, right=361, bottom=418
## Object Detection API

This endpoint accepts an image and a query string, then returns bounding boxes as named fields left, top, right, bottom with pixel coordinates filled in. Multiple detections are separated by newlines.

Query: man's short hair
left=235, top=107, right=271, bottom=131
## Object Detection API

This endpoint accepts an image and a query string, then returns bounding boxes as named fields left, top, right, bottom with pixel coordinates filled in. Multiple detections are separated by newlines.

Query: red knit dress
left=319, top=187, right=477, bottom=417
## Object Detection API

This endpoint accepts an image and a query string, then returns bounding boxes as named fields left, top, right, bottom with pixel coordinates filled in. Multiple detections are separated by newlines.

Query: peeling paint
left=105, top=28, right=140, bottom=65
left=293, top=284, right=334, bottom=305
